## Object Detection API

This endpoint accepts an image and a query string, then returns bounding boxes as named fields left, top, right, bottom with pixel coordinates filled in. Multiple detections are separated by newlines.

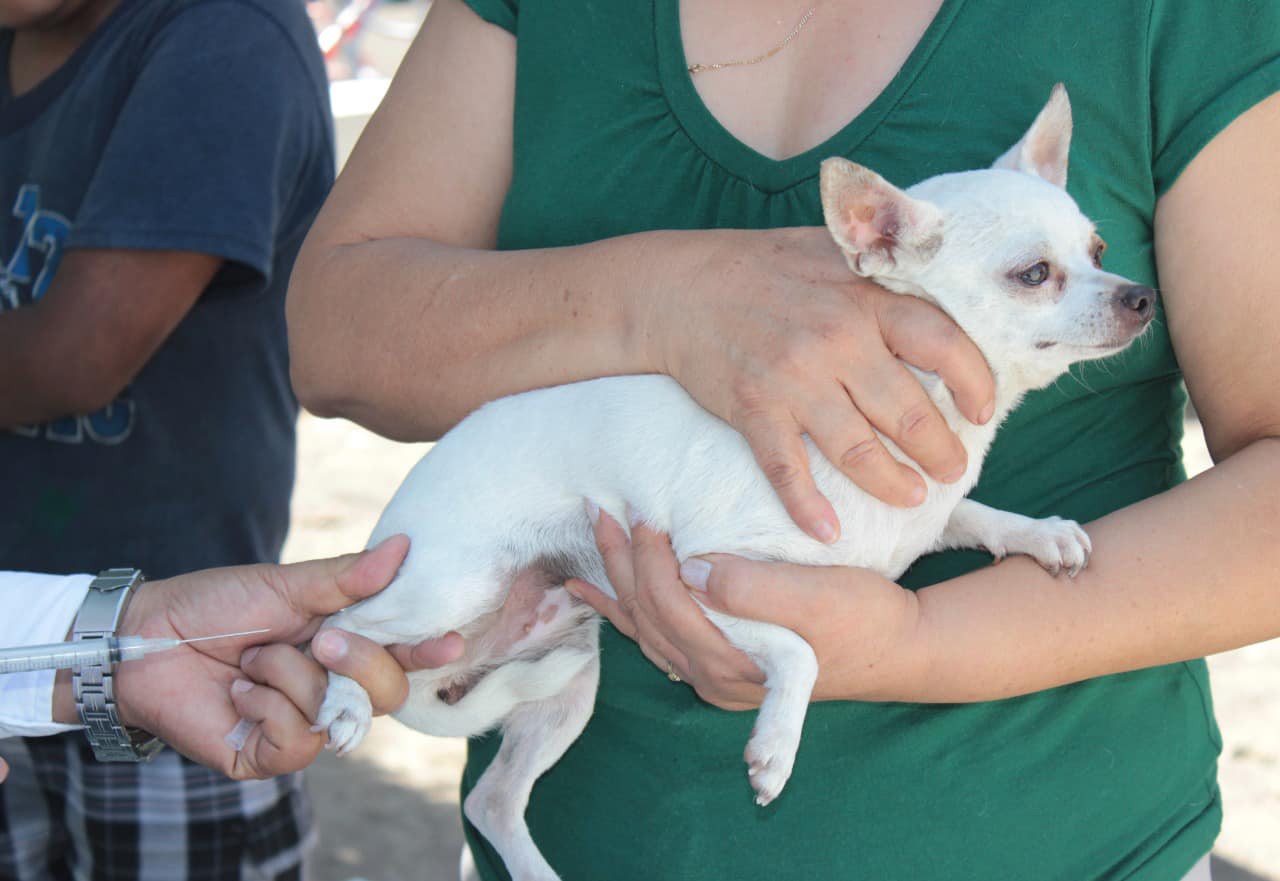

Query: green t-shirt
left=456, top=1, right=1280, bottom=878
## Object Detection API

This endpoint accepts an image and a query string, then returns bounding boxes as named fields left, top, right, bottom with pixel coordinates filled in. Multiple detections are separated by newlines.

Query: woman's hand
left=645, top=226, right=993, bottom=542
left=646, top=226, right=994, bottom=544
left=567, top=507, right=927, bottom=709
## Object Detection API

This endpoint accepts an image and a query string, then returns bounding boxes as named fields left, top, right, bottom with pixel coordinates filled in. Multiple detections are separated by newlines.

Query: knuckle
left=839, top=437, right=883, bottom=472
left=760, top=455, right=805, bottom=490
left=897, top=401, right=940, bottom=443
left=728, top=373, right=775, bottom=419
left=617, top=594, right=642, bottom=621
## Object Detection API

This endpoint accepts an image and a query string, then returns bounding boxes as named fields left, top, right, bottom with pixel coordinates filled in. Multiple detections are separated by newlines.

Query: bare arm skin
left=575, top=91, right=1280, bottom=707
left=0, top=248, right=220, bottom=427
left=287, top=0, right=995, bottom=543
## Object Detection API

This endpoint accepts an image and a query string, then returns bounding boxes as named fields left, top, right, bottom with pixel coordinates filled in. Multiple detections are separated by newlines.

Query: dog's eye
left=1092, top=242, right=1107, bottom=268
left=1018, top=262, right=1051, bottom=286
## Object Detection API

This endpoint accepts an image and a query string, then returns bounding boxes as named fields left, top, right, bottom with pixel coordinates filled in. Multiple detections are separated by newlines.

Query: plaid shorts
left=0, top=733, right=314, bottom=881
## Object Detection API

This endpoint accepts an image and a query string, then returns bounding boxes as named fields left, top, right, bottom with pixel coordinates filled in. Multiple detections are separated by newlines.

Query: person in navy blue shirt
left=0, top=0, right=334, bottom=877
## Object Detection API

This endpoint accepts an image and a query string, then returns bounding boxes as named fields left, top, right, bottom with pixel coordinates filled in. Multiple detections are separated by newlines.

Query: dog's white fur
left=317, top=86, right=1156, bottom=881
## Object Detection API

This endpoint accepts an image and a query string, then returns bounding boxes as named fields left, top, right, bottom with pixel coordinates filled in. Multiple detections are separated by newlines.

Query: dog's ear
left=992, top=83, right=1072, bottom=189
left=820, top=158, right=944, bottom=278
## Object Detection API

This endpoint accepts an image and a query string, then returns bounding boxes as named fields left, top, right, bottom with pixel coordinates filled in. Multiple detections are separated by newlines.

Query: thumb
left=277, top=534, right=411, bottom=617
left=679, top=554, right=818, bottom=630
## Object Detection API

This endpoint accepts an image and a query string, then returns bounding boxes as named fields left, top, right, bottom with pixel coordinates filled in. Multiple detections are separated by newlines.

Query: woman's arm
left=574, top=91, right=1280, bottom=707
left=908, top=89, right=1280, bottom=700
left=286, top=0, right=996, bottom=542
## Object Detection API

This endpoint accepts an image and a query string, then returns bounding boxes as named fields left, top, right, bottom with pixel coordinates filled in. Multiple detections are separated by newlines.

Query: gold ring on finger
left=666, top=660, right=682, bottom=683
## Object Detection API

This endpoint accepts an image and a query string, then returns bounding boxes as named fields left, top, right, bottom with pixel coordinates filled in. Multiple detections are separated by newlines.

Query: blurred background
left=295, top=5, right=1280, bottom=878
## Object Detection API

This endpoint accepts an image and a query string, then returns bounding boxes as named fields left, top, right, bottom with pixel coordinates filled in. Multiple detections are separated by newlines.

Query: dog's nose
left=1116, top=284, right=1157, bottom=322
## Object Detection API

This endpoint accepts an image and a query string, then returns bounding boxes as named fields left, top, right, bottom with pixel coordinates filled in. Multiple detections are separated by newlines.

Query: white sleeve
left=0, top=571, right=93, bottom=738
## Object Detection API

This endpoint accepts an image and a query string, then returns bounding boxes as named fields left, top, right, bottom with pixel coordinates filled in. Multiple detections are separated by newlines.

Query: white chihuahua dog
left=317, top=86, right=1155, bottom=881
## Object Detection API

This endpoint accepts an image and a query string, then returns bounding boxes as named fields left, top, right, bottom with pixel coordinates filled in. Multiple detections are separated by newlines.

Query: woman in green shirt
left=288, top=1, right=1280, bottom=879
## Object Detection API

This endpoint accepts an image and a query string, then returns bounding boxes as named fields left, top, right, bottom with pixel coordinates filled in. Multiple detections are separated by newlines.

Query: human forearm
left=912, top=437, right=1280, bottom=702
left=640, top=437, right=1280, bottom=708
left=291, top=225, right=788, bottom=440
left=0, top=303, right=128, bottom=426
left=286, top=229, right=704, bottom=441
left=0, top=307, right=85, bottom=427
left=0, top=248, right=216, bottom=429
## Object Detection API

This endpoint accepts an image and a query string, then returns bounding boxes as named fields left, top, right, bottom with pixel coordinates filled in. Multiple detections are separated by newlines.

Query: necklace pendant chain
left=688, top=7, right=817, bottom=76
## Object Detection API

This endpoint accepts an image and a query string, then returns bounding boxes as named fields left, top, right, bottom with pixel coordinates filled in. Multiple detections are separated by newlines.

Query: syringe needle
left=178, top=628, right=271, bottom=645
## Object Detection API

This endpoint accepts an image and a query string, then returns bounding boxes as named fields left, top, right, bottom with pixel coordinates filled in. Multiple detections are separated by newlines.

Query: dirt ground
left=283, top=413, right=1280, bottom=881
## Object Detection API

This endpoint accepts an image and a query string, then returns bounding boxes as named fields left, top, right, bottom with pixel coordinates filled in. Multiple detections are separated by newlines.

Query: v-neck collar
left=653, top=0, right=967, bottom=193
left=0, top=0, right=135, bottom=135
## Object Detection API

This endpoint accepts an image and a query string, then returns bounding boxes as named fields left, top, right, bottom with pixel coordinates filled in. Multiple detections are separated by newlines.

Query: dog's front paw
left=315, top=672, right=373, bottom=755
left=992, top=515, right=1092, bottom=577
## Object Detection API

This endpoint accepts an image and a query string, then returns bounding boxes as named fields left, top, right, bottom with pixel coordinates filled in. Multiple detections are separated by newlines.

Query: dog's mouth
left=1037, top=336, right=1139, bottom=354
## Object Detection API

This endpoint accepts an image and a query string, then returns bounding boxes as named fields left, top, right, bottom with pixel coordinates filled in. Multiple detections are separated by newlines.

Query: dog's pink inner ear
left=841, top=201, right=900, bottom=254
left=820, top=158, right=942, bottom=274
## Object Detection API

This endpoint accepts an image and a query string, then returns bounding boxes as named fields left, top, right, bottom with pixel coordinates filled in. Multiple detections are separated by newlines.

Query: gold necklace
left=687, top=7, right=818, bottom=76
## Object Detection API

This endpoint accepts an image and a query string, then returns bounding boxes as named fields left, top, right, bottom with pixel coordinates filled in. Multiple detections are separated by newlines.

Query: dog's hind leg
left=707, top=613, right=819, bottom=807
left=463, top=652, right=599, bottom=881
left=316, top=671, right=374, bottom=754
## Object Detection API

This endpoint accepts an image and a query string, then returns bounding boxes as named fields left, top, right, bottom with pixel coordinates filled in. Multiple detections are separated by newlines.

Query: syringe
left=0, top=629, right=271, bottom=675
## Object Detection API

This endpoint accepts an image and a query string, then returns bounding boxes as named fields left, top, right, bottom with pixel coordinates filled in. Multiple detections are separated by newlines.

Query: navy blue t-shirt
left=0, top=0, right=334, bottom=577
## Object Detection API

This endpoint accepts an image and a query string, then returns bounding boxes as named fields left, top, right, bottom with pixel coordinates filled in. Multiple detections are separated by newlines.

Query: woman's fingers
left=583, top=506, right=691, bottom=675
left=734, top=405, right=840, bottom=543
left=843, top=356, right=968, bottom=487
left=565, top=577, right=634, bottom=640
left=875, top=290, right=996, bottom=425
left=580, top=505, right=766, bottom=708
left=798, top=381, right=926, bottom=509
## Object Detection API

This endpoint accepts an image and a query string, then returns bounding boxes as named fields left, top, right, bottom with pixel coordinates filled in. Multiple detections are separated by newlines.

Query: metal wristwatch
left=71, top=568, right=165, bottom=762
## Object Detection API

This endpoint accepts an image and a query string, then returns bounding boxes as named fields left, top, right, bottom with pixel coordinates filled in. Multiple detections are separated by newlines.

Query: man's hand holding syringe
left=0, top=536, right=464, bottom=784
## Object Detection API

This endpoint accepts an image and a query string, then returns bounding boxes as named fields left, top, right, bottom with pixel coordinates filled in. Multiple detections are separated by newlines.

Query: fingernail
left=943, top=464, right=966, bottom=483
left=979, top=400, right=995, bottom=424
left=240, top=646, right=261, bottom=666
left=908, top=485, right=927, bottom=506
left=584, top=499, right=600, bottom=525
left=813, top=518, right=839, bottom=544
left=314, top=629, right=348, bottom=661
left=231, top=679, right=254, bottom=695
left=680, top=559, right=712, bottom=591
left=224, top=718, right=255, bottom=751
left=564, top=580, right=582, bottom=599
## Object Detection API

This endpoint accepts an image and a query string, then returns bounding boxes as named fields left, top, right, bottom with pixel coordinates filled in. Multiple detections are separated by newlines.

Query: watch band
left=72, top=569, right=165, bottom=763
